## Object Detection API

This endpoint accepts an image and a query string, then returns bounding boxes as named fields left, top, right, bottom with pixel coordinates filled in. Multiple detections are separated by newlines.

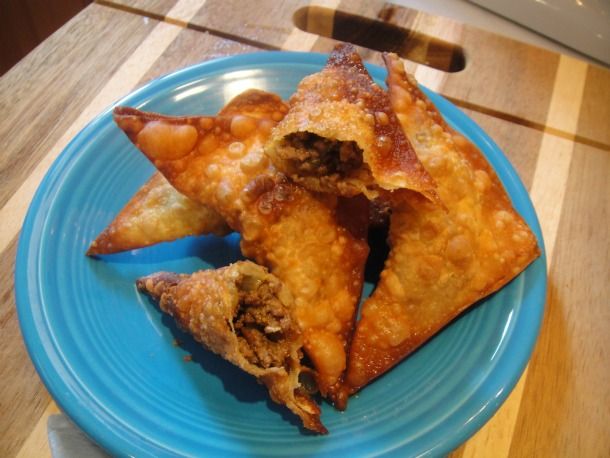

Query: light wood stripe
left=281, top=0, right=340, bottom=51
left=6, top=4, right=595, bottom=453
left=529, top=135, right=581, bottom=257
left=413, top=59, right=447, bottom=93
left=16, top=402, right=60, bottom=458
left=460, top=55, right=588, bottom=458
left=97, top=0, right=279, bottom=51
left=10, top=4, right=320, bottom=454
left=0, top=0, right=206, bottom=255
left=412, top=11, right=463, bottom=92
left=442, top=96, right=610, bottom=152
left=98, top=1, right=610, bottom=152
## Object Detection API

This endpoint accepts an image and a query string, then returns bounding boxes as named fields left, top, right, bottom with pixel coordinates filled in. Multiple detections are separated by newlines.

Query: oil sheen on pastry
left=137, top=261, right=326, bottom=433
left=87, top=172, right=230, bottom=255
left=265, top=44, right=438, bottom=202
left=114, top=90, right=369, bottom=406
left=342, top=54, right=541, bottom=395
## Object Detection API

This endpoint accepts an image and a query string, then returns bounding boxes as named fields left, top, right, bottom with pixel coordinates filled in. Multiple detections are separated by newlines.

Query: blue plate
left=15, top=52, right=546, bottom=457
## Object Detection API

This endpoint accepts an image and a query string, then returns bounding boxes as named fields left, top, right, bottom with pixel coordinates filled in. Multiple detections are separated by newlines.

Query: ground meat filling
left=234, top=276, right=295, bottom=369
left=283, top=132, right=363, bottom=177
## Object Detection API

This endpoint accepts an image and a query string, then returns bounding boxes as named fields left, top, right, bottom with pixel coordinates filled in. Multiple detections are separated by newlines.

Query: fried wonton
left=341, top=54, right=541, bottom=394
left=265, top=44, right=438, bottom=202
left=137, top=261, right=326, bottom=433
left=113, top=90, right=369, bottom=406
left=87, top=172, right=230, bottom=255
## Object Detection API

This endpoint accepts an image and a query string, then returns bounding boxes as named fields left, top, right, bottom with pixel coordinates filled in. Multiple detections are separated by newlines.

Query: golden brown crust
left=136, top=261, right=326, bottom=434
left=86, top=172, right=230, bottom=255
left=114, top=90, right=368, bottom=406
left=341, top=54, right=541, bottom=394
left=265, top=44, right=438, bottom=202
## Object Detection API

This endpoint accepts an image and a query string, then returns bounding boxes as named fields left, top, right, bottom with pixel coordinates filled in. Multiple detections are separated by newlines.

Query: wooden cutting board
left=1, top=1, right=608, bottom=456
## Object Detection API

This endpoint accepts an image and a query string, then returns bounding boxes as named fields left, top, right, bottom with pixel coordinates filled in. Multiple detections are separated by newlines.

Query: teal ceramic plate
left=15, top=52, right=546, bottom=457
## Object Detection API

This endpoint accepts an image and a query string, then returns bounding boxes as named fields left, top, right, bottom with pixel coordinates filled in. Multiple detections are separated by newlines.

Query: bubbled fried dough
left=136, top=261, right=326, bottom=434
left=340, top=54, right=541, bottom=395
left=113, top=90, right=369, bottom=406
left=87, top=172, right=230, bottom=255
left=265, top=43, right=438, bottom=203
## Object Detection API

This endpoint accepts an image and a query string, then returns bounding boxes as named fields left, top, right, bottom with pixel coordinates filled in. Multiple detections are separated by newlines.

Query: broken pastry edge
left=113, top=92, right=368, bottom=412
left=136, top=261, right=327, bottom=434
left=265, top=43, right=441, bottom=205
left=264, top=103, right=380, bottom=200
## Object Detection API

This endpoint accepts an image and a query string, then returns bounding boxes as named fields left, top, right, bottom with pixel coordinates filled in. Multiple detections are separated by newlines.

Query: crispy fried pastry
left=341, top=54, right=541, bottom=394
left=113, top=90, right=369, bottom=405
left=137, top=261, right=326, bottom=433
left=265, top=44, right=438, bottom=202
left=87, top=172, right=230, bottom=255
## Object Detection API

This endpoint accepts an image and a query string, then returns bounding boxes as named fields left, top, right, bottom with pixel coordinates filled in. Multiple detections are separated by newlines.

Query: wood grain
left=0, top=238, right=52, bottom=458
left=578, top=65, right=610, bottom=146
left=15, top=403, right=60, bottom=458
left=512, top=142, right=610, bottom=457
left=108, top=0, right=175, bottom=15
left=103, top=0, right=610, bottom=146
left=0, top=3, right=155, bottom=210
left=0, top=0, right=92, bottom=75
left=453, top=53, right=589, bottom=458
left=0, top=1, right=256, bottom=256
left=0, top=4, right=254, bottom=456
left=1, top=1, right=609, bottom=457
left=136, top=15, right=258, bottom=86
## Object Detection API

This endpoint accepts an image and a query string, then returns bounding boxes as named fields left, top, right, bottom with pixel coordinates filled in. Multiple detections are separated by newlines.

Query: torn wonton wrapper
left=265, top=44, right=438, bottom=203
left=341, top=53, right=541, bottom=395
left=87, top=172, right=230, bottom=255
left=113, top=90, right=369, bottom=406
left=137, top=261, right=326, bottom=433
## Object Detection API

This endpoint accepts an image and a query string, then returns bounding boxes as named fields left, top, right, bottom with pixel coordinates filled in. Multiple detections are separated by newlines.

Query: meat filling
left=234, top=275, right=295, bottom=369
left=283, top=132, right=363, bottom=177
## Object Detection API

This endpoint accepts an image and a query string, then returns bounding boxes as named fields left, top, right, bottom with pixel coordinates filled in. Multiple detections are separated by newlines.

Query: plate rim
left=15, top=50, right=547, bottom=457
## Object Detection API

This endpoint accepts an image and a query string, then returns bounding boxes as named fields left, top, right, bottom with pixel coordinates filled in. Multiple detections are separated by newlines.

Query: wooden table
left=1, top=1, right=608, bottom=456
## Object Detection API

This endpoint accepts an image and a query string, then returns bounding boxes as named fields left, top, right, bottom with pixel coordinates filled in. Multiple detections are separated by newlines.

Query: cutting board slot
left=293, top=6, right=465, bottom=73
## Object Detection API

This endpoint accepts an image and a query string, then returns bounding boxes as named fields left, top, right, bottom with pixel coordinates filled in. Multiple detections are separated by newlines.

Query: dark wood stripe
left=95, top=0, right=610, bottom=153
left=445, top=96, right=610, bottom=152
left=95, top=0, right=280, bottom=51
left=0, top=3, right=158, bottom=210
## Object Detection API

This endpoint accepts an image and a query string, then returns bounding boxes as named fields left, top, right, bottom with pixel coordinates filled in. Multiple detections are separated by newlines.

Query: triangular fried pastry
left=87, top=172, right=230, bottom=255
left=265, top=44, right=438, bottom=202
left=137, top=261, right=326, bottom=433
left=114, top=90, right=369, bottom=406
left=341, top=54, right=541, bottom=394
